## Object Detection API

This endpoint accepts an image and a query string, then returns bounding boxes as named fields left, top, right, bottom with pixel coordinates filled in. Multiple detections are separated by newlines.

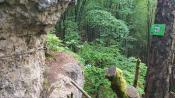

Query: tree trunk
left=170, top=8, right=175, bottom=94
left=133, top=59, right=140, bottom=88
left=0, top=1, right=70, bottom=98
left=145, top=0, right=175, bottom=98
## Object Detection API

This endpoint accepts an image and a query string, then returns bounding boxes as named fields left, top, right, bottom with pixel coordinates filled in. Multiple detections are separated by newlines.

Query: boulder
left=126, top=85, right=140, bottom=98
left=45, top=52, right=84, bottom=98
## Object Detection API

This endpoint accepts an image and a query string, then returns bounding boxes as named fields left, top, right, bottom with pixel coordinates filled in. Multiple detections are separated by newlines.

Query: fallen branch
left=70, top=80, right=91, bottom=98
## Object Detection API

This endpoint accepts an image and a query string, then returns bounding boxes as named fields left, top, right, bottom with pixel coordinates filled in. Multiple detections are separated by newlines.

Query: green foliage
left=103, top=0, right=135, bottom=21
left=55, top=0, right=156, bottom=60
left=83, top=10, right=129, bottom=46
left=64, top=20, right=81, bottom=52
left=84, top=65, right=116, bottom=98
left=84, top=1, right=104, bottom=12
left=47, top=33, right=65, bottom=51
left=79, top=43, right=119, bottom=67
left=114, top=57, right=147, bottom=94
left=125, top=0, right=149, bottom=58
left=79, top=43, right=147, bottom=94
left=124, top=0, right=156, bottom=61
left=84, top=10, right=129, bottom=46
left=47, top=32, right=85, bottom=64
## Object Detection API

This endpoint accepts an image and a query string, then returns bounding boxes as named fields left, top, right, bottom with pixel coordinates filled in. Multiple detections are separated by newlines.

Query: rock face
left=0, top=0, right=73, bottom=98
left=45, top=52, right=84, bottom=98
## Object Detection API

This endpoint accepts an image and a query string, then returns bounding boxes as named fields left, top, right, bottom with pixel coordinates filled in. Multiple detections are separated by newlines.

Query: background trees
left=52, top=0, right=157, bottom=97
left=55, top=0, right=157, bottom=62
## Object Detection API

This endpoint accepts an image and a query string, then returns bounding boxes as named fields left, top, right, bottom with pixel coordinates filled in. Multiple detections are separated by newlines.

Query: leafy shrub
left=83, top=1, right=104, bottom=12
left=84, top=65, right=116, bottom=98
left=83, top=10, right=129, bottom=46
left=64, top=20, right=81, bottom=52
left=79, top=43, right=119, bottom=68
left=47, top=33, right=65, bottom=51
left=47, top=32, right=84, bottom=64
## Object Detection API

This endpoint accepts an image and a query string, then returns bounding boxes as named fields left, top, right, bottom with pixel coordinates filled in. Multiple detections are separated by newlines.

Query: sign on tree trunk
left=145, top=0, right=175, bottom=98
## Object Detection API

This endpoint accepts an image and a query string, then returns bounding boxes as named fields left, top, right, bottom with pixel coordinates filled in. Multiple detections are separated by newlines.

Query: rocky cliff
left=0, top=0, right=82, bottom=98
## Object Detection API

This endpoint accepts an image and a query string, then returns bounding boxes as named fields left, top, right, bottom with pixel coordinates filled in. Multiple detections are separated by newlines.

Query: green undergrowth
left=47, top=33, right=146, bottom=98
left=79, top=43, right=147, bottom=94
left=47, top=32, right=147, bottom=97
left=84, top=65, right=116, bottom=98
left=47, top=33, right=65, bottom=52
left=47, top=32, right=84, bottom=65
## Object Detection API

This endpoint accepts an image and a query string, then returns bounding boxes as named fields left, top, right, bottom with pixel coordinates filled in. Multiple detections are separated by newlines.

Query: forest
left=0, top=0, right=175, bottom=98
left=48, top=0, right=155, bottom=97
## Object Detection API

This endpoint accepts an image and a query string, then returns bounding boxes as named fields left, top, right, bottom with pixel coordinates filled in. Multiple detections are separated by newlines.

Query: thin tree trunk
left=170, top=10, right=175, bottom=93
left=145, top=0, right=175, bottom=98
left=133, top=58, right=140, bottom=88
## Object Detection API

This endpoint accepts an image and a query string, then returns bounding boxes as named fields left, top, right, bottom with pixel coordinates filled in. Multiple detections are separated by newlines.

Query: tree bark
left=145, top=0, right=175, bottom=98
left=170, top=9, right=175, bottom=94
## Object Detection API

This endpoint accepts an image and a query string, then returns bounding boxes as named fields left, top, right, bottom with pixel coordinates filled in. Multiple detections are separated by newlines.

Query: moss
left=111, top=68, right=128, bottom=98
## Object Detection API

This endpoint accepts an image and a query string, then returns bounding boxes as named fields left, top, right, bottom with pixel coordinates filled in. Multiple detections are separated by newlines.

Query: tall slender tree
left=145, top=0, right=175, bottom=98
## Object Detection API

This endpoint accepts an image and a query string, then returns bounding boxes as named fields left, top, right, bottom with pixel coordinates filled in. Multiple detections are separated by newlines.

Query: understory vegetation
left=47, top=0, right=157, bottom=97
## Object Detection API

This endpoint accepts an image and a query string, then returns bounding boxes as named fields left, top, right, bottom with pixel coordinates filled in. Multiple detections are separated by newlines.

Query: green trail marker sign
left=150, top=24, right=166, bottom=36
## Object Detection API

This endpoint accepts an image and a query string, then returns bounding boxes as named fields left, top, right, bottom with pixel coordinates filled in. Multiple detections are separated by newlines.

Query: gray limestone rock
left=0, top=0, right=78, bottom=98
